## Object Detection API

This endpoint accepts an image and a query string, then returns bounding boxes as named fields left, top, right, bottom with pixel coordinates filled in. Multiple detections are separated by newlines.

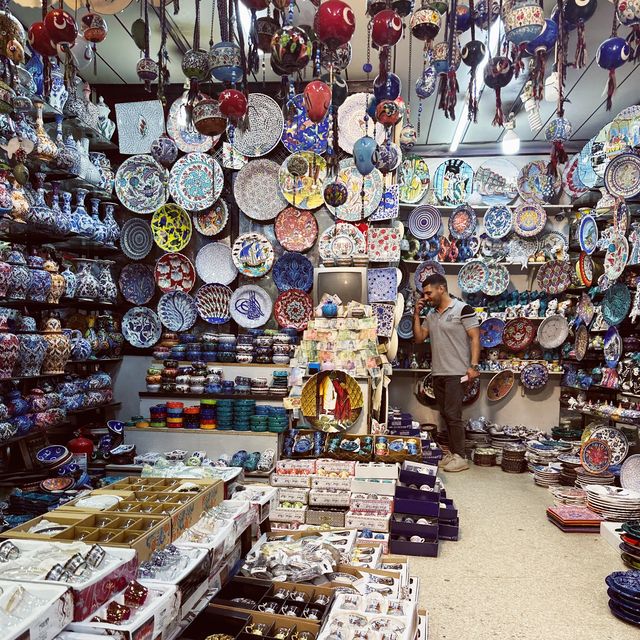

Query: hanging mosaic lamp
left=314, top=0, right=357, bottom=50
left=617, top=0, right=640, bottom=62
left=525, top=19, right=558, bottom=100
left=484, top=55, right=514, bottom=126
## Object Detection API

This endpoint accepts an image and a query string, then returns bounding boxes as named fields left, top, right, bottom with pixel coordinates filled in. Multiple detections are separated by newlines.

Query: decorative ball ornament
left=182, top=49, right=210, bottom=81
left=219, top=88, right=248, bottom=119
left=432, top=41, right=460, bottom=75
left=525, top=19, right=558, bottom=55
left=565, top=0, right=598, bottom=24
left=399, top=124, right=418, bottom=150
left=209, top=42, right=243, bottom=82
left=618, top=0, right=640, bottom=25
left=64, top=37, right=93, bottom=71
left=321, top=42, right=352, bottom=70
left=371, top=9, right=404, bottom=48
left=484, top=55, right=514, bottom=88
left=353, top=136, right=378, bottom=176
left=192, top=98, right=227, bottom=136
left=44, top=8, right=77, bottom=46
left=474, top=0, right=500, bottom=29
left=374, top=72, right=402, bottom=101
left=322, top=72, right=349, bottom=107
left=314, top=0, right=357, bottom=50
left=255, top=16, right=279, bottom=52
left=28, top=22, right=57, bottom=57
left=324, top=180, right=349, bottom=207
left=461, top=39, right=487, bottom=67
left=270, top=26, right=312, bottom=75
left=136, top=57, right=159, bottom=83
left=415, top=65, right=437, bottom=98
left=303, top=80, right=332, bottom=123
left=376, top=99, right=403, bottom=126
left=373, top=141, right=402, bottom=174
left=545, top=116, right=573, bottom=142
left=503, top=0, right=545, bottom=46
left=150, top=135, right=178, bottom=167
left=410, top=6, right=442, bottom=41
left=240, top=0, right=270, bottom=9
left=597, top=36, right=631, bottom=70
left=455, top=1, right=473, bottom=33
left=392, top=0, right=415, bottom=18
left=80, top=12, right=108, bottom=43
left=367, top=0, right=388, bottom=14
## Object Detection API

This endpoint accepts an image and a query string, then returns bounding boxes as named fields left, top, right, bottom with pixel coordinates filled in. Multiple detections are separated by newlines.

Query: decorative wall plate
left=457, top=260, right=489, bottom=294
left=604, top=233, right=629, bottom=281
left=414, top=260, right=445, bottom=290
left=591, top=123, right=612, bottom=178
left=368, top=267, right=398, bottom=303
left=337, top=93, right=385, bottom=154
left=574, top=323, right=589, bottom=361
left=604, top=152, right=640, bottom=199
left=272, top=252, right=314, bottom=292
left=228, top=93, right=284, bottom=157
left=578, top=252, right=595, bottom=287
left=118, top=263, right=155, bottom=304
left=396, top=314, right=414, bottom=340
left=151, top=204, right=192, bottom=253
left=474, top=158, right=519, bottom=205
left=537, top=315, right=569, bottom=349
left=120, top=217, right=153, bottom=260
left=507, top=236, right=537, bottom=267
left=604, top=326, right=623, bottom=368
left=234, top=159, right=288, bottom=221
left=36, top=444, right=68, bottom=466
left=408, top=205, right=441, bottom=240
left=502, top=317, right=535, bottom=351
left=372, top=303, right=395, bottom=338
left=576, top=292, right=595, bottom=325
left=275, top=207, right=318, bottom=252
left=278, top=151, right=327, bottom=209
left=230, top=285, right=272, bottom=328
left=536, top=260, right=573, bottom=294
left=513, top=202, right=547, bottom=237
left=448, top=205, right=477, bottom=240
left=195, top=242, right=238, bottom=285
left=608, top=105, right=640, bottom=152
left=232, top=232, right=274, bottom=278
left=318, top=222, right=367, bottom=260
left=274, top=289, right=313, bottom=330
left=115, top=155, right=168, bottom=214
left=483, top=205, right=513, bottom=239
left=487, top=370, right=515, bottom=401
left=115, top=100, right=165, bottom=155
left=169, top=152, right=223, bottom=211
left=539, top=231, right=568, bottom=261
left=580, top=438, right=612, bottom=473
left=282, top=93, right=329, bottom=154
left=398, top=155, right=430, bottom=203
left=323, top=159, right=383, bottom=221
left=621, top=455, right=640, bottom=492
left=370, top=183, right=400, bottom=221
left=578, top=215, right=598, bottom=255
left=578, top=137, right=599, bottom=189
left=482, top=263, right=510, bottom=296
left=157, top=291, right=198, bottom=332
left=193, top=199, right=228, bottom=236
left=602, top=283, right=631, bottom=326
left=122, top=306, right=161, bottom=348
left=167, top=93, right=216, bottom=153
left=432, top=158, right=474, bottom=206
left=562, top=153, right=589, bottom=197
left=368, top=226, right=402, bottom=262
left=154, top=253, right=196, bottom=293
left=521, top=363, right=549, bottom=390
left=517, top=160, right=560, bottom=204
left=480, top=317, right=505, bottom=348
left=195, top=283, right=232, bottom=324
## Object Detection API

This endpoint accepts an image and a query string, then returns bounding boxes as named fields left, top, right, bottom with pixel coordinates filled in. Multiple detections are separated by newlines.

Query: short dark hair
left=422, top=273, right=448, bottom=289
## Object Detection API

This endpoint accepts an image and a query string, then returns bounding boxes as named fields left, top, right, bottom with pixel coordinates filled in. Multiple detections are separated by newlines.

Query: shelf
left=402, top=260, right=547, bottom=270
left=619, top=391, right=640, bottom=400
left=0, top=423, right=64, bottom=448
left=66, top=402, right=121, bottom=415
left=44, top=116, right=117, bottom=152
left=139, top=392, right=287, bottom=401
left=398, top=203, right=571, bottom=210
left=151, top=360, right=290, bottom=368
left=10, top=372, right=65, bottom=381
left=131, top=426, right=282, bottom=437
left=0, top=297, right=129, bottom=312
left=67, top=358, right=123, bottom=364
left=392, top=368, right=432, bottom=373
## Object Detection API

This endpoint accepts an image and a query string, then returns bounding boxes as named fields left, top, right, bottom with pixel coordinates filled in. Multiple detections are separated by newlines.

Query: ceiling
left=12, top=0, right=640, bottom=154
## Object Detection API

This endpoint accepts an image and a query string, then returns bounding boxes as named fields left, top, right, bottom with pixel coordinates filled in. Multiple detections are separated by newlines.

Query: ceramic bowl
left=190, top=385, right=205, bottom=394
left=273, top=355, right=291, bottom=365
left=146, top=384, right=161, bottom=393
left=236, top=354, right=254, bottom=364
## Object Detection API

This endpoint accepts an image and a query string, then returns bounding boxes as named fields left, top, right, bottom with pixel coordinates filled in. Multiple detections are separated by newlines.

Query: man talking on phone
left=413, top=273, right=481, bottom=472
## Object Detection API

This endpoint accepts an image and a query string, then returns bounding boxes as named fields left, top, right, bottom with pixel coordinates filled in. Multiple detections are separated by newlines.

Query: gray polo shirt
left=423, top=298, right=479, bottom=376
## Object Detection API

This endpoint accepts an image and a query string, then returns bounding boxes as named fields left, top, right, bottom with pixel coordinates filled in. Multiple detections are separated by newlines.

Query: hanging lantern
left=596, top=36, right=631, bottom=110
left=219, top=88, right=248, bottom=119
left=484, top=56, right=514, bottom=126
left=182, top=49, right=210, bottom=81
left=44, top=8, right=78, bottom=46
left=28, top=22, right=56, bottom=58
left=455, top=1, right=473, bottom=33
left=410, top=5, right=442, bottom=41
left=376, top=99, right=403, bottom=126
left=618, top=0, right=640, bottom=61
left=255, top=16, right=279, bottom=52
left=270, top=26, right=312, bottom=75
left=525, top=19, right=558, bottom=100
left=371, top=9, right=404, bottom=48
left=192, top=98, right=227, bottom=136
left=304, top=80, right=332, bottom=123
left=474, top=0, right=500, bottom=30
left=209, top=42, right=243, bottom=82
left=374, top=72, right=402, bottom=101
left=136, top=57, right=159, bottom=86
left=503, top=0, right=545, bottom=46
left=399, top=124, right=418, bottom=150
left=314, top=0, right=357, bottom=50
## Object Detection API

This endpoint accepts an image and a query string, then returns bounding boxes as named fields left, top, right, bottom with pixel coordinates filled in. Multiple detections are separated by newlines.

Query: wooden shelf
left=67, top=402, right=121, bottom=415
left=131, top=426, right=282, bottom=436
left=0, top=297, right=130, bottom=312
left=392, top=368, right=431, bottom=373
left=68, top=358, right=123, bottom=364
left=402, top=260, right=547, bottom=268
left=139, top=392, right=287, bottom=401
left=151, top=360, right=289, bottom=368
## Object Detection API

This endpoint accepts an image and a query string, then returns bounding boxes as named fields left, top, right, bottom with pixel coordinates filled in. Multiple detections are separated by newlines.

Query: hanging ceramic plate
left=621, top=455, right=640, bottom=492
left=539, top=231, right=568, bottom=261
left=89, top=0, right=134, bottom=14
left=120, top=217, right=153, bottom=261
left=157, top=291, right=198, bottom=332
left=281, top=93, right=329, bottom=154
left=536, top=260, right=573, bottom=294
left=513, top=202, right=547, bottom=237
left=195, top=283, right=232, bottom=324
left=154, top=252, right=196, bottom=293
left=604, top=326, right=623, bottom=368
left=604, top=152, right=640, bottom=199
left=507, top=236, right=537, bottom=266
left=168, top=152, right=223, bottom=212
left=398, top=154, right=430, bottom=204
left=230, top=284, right=272, bottom=328
left=432, top=158, right=474, bottom=206
left=482, top=263, right=510, bottom=296
left=483, top=205, right=513, bottom=240
left=590, top=426, right=629, bottom=466
left=151, top=204, right=192, bottom=252
left=115, top=155, right=168, bottom=214
left=448, top=205, right=477, bottom=240
left=562, top=153, right=589, bottom=198
left=457, top=260, right=489, bottom=294
left=608, top=104, right=640, bottom=153
left=574, top=323, right=589, bottom=361
left=122, top=306, right=161, bottom=348
left=474, top=158, right=519, bottom=206
left=536, top=315, right=569, bottom=349
left=578, top=252, right=595, bottom=287
left=167, top=93, right=216, bottom=153
left=591, top=123, right=612, bottom=179
left=193, top=199, right=228, bottom=237
left=576, top=292, right=595, bottom=326
left=374, top=303, right=395, bottom=338
left=414, top=260, right=445, bottom=290
left=578, top=215, right=598, bottom=255
left=323, top=159, right=383, bottom=221
left=396, top=314, right=414, bottom=340
left=408, top=205, right=441, bottom=240
left=487, top=370, right=515, bottom=401
left=274, top=289, right=313, bottom=330
left=275, top=207, right=318, bottom=252
left=580, top=438, right=612, bottom=474
left=517, top=160, right=560, bottom=204
left=479, top=317, right=505, bottom=348
left=272, top=252, right=314, bottom=292
left=502, top=317, right=535, bottom=351
left=578, top=137, right=599, bottom=189
left=195, top=242, right=238, bottom=285
left=614, top=201, right=630, bottom=235
left=604, top=233, right=629, bottom=281
left=602, top=283, right=631, bottom=326
left=278, top=151, right=327, bottom=210
left=234, top=159, right=288, bottom=221
left=231, top=232, right=274, bottom=278
left=337, top=92, right=386, bottom=154
left=318, top=223, right=367, bottom=261
left=228, top=93, right=283, bottom=157
left=118, top=263, right=155, bottom=304
left=521, top=363, right=549, bottom=390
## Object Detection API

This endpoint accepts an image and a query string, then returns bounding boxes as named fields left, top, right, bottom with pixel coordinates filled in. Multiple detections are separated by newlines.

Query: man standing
left=412, top=273, right=481, bottom=472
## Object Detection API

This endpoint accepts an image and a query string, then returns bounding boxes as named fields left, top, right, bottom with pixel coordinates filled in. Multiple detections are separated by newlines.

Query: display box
left=395, top=485, right=441, bottom=504
left=350, top=493, right=395, bottom=513
left=356, top=533, right=389, bottom=555
left=378, top=554, right=410, bottom=586
left=236, top=486, right=278, bottom=523
left=0, top=512, right=89, bottom=540
left=438, top=522, right=460, bottom=541
left=392, top=498, right=439, bottom=518
left=389, top=534, right=439, bottom=557
left=374, top=437, right=422, bottom=463
left=399, top=470, right=437, bottom=489
left=275, top=460, right=316, bottom=475
left=344, top=511, right=391, bottom=532
left=402, top=461, right=438, bottom=476
left=390, top=519, right=439, bottom=541
left=309, top=489, right=351, bottom=507
left=270, top=505, right=308, bottom=523
left=350, top=478, right=396, bottom=496
left=355, top=462, right=400, bottom=479
left=305, top=507, right=347, bottom=527
left=310, top=475, right=352, bottom=491
left=270, top=474, right=312, bottom=488
left=315, top=459, right=356, bottom=475
left=278, top=487, right=310, bottom=504
left=439, top=498, right=458, bottom=521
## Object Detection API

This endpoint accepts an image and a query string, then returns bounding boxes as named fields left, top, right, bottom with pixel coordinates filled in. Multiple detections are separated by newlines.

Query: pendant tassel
left=445, top=67, right=458, bottom=121
left=606, top=68, right=616, bottom=111
left=628, top=25, right=640, bottom=63
left=575, top=19, right=587, bottom=68
left=492, top=87, right=504, bottom=127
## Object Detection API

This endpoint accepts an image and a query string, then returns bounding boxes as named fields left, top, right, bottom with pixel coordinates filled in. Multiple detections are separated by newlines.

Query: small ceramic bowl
left=189, top=385, right=205, bottom=394
left=272, top=355, right=291, bottom=365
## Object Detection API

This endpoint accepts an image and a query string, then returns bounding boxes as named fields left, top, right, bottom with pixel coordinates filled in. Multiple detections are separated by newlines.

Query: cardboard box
left=310, top=475, right=352, bottom=491
left=315, top=459, right=356, bottom=475
left=395, top=485, right=441, bottom=504
left=350, top=493, right=394, bottom=513
left=402, top=461, right=438, bottom=476
left=390, top=519, right=439, bottom=541
left=355, top=462, right=400, bottom=479
left=305, top=507, right=347, bottom=527
left=270, top=474, right=312, bottom=488
left=438, top=522, right=460, bottom=541
left=378, top=554, right=410, bottom=586
left=0, top=512, right=89, bottom=540
left=350, top=478, right=396, bottom=495
left=356, top=534, right=389, bottom=555
left=275, top=460, right=316, bottom=475
left=278, top=487, right=310, bottom=504
left=344, top=511, right=391, bottom=532
left=270, top=505, right=308, bottom=523
left=309, top=489, right=351, bottom=507
left=236, top=486, right=278, bottom=523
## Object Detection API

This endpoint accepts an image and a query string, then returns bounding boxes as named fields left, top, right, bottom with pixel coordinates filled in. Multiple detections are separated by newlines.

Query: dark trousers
left=433, top=375, right=465, bottom=457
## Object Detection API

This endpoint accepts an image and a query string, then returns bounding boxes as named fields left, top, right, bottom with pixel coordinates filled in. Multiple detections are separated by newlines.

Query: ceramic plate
left=581, top=438, right=611, bottom=473
left=521, top=363, right=549, bottom=390
left=562, top=153, right=589, bottom=198
left=604, top=233, right=629, bottom=281
left=120, top=217, right=153, bottom=260
left=432, top=158, right=474, bottom=206
left=398, top=155, right=430, bottom=204
left=195, top=283, right=232, bottom=324
left=118, top=263, right=155, bottom=304
left=539, top=231, right=568, bottom=261
left=337, top=92, right=385, bottom=154
left=608, top=105, right=640, bottom=153
left=536, top=260, right=573, bottom=294
left=368, top=226, right=402, bottom=262
left=154, top=253, right=196, bottom=293
left=591, top=123, right=612, bottom=178
left=122, top=306, right=161, bottom=348
left=115, top=155, right=168, bottom=214
left=275, top=207, right=318, bottom=252
left=371, top=183, right=400, bottom=221
left=278, top=151, right=327, bottom=210
left=577, top=252, right=595, bottom=287
left=487, top=370, right=515, bottom=401
left=604, top=152, right=640, bottom=199
left=602, top=283, right=631, bottom=326
left=483, top=205, right=513, bottom=239
left=229, top=285, right=272, bottom=328
left=40, top=477, right=74, bottom=492
left=272, top=252, right=314, bottom=292
left=232, top=232, right=274, bottom=278
left=281, top=93, right=329, bottom=154
left=574, top=323, right=589, bottom=361
left=449, top=205, right=477, bottom=240
left=502, top=317, right=536, bottom=351
left=36, top=445, right=68, bottom=465
left=373, top=303, right=395, bottom=338
left=396, top=314, right=414, bottom=340
left=536, top=315, right=569, bottom=349
left=578, top=215, right=598, bottom=255
left=167, top=93, right=217, bottom=153
left=513, top=202, right=547, bottom=237
left=169, top=152, right=223, bottom=211
left=474, top=158, right=519, bottom=205
left=195, top=242, right=238, bottom=285
left=318, top=222, right=367, bottom=261
left=457, top=260, right=489, bottom=294
left=193, top=199, right=228, bottom=237
left=604, top=326, right=623, bottom=368
left=234, top=159, right=288, bottom=221
left=621, top=455, right=640, bottom=492
left=157, top=291, right=198, bottom=332
left=578, top=137, right=599, bottom=188
left=480, top=317, right=505, bottom=348
left=323, top=159, right=383, bottom=221
left=408, top=205, right=441, bottom=240
left=228, top=92, right=284, bottom=157
left=368, top=267, right=398, bottom=303
left=151, top=204, right=192, bottom=252
left=517, top=160, right=560, bottom=204
left=576, top=292, right=595, bottom=325
left=414, top=260, right=445, bottom=290
left=274, top=289, right=313, bottom=330
left=482, top=263, right=510, bottom=296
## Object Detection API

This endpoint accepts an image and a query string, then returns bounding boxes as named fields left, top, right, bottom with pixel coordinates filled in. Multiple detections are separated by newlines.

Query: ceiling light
left=502, top=114, right=520, bottom=155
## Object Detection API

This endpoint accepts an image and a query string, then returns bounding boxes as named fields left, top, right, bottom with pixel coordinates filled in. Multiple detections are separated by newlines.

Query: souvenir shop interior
left=0, top=0, right=640, bottom=638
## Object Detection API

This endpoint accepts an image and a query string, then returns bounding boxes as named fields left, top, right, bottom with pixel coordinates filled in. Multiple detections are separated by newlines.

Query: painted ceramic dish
left=272, top=252, right=314, bottom=292
left=151, top=204, right=192, bottom=252
left=398, top=154, right=430, bottom=204
left=608, top=105, right=640, bottom=152
left=604, top=233, right=629, bottom=281
left=580, top=438, right=612, bottom=474
left=578, top=215, right=598, bottom=255
left=115, top=155, right=168, bottom=214
left=536, top=315, right=569, bottom=349
left=457, top=260, right=489, bottom=294
left=154, top=253, right=196, bottom=293
left=502, top=317, right=535, bottom=351
left=318, top=222, right=367, bottom=261
left=323, top=159, right=383, bottom=221
left=576, top=292, right=595, bottom=325
left=487, top=370, right=515, bottom=401
left=373, top=303, right=395, bottom=338
left=195, top=283, right=232, bottom=324
left=591, top=123, right=613, bottom=179
left=517, top=160, right=560, bottom=204
left=482, top=264, right=510, bottom=296
left=234, top=159, right=288, bottom=221
left=278, top=151, right=327, bottom=210
left=231, top=233, right=274, bottom=278
left=229, top=285, right=272, bottom=328
left=513, top=202, right=547, bottom=237
left=193, top=199, right=228, bottom=237
left=275, top=207, right=318, bottom=252
left=282, top=93, right=329, bottom=154
left=371, top=183, right=400, bottom=221
left=36, top=445, right=68, bottom=466
left=120, top=217, right=153, bottom=260
left=396, top=314, right=414, bottom=340
left=118, top=263, right=155, bottom=304
left=474, top=158, right=519, bottom=205
left=408, top=205, right=441, bottom=240
left=603, top=326, right=623, bottom=368
left=480, top=317, right=505, bottom=348
left=368, top=226, right=402, bottom=262
left=562, top=153, right=589, bottom=198
left=604, top=152, right=640, bottom=200
left=274, top=289, right=313, bottom=331
left=578, top=137, right=599, bottom=188
left=157, top=291, right=198, bottom=332
left=521, top=363, right=549, bottom=390
left=40, top=477, right=74, bottom=492
left=463, top=377, right=481, bottom=405
left=122, top=306, right=162, bottom=348
left=602, top=283, right=631, bottom=326
left=167, top=93, right=216, bottom=153
left=414, top=260, right=445, bottom=290
left=448, top=205, right=477, bottom=240
left=228, top=93, right=284, bottom=157
left=337, top=92, right=385, bottom=154
left=483, top=205, right=513, bottom=239
left=195, top=242, right=238, bottom=285
left=169, top=152, right=223, bottom=211
left=432, top=158, right=474, bottom=206
left=536, top=260, right=573, bottom=295
left=539, top=231, right=568, bottom=261
left=368, top=268, right=398, bottom=303
left=577, top=253, right=595, bottom=287
left=621, top=455, right=640, bottom=492
left=574, top=323, right=589, bottom=361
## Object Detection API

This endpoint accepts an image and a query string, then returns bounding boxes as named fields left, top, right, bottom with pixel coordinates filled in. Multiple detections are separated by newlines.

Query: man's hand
left=466, top=367, right=480, bottom=380
left=414, top=297, right=425, bottom=317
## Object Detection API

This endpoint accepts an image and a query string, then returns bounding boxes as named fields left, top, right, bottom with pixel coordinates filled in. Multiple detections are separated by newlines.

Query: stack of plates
left=619, top=521, right=640, bottom=571
left=585, top=485, right=640, bottom=521
left=546, top=505, right=603, bottom=533
left=549, top=486, right=587, bottom=506
left=605, top=570, right=640, bottom=626
left=533, top=464, right=562, bottom=487
left=557, top=453, right=582, bottom=486
left=526, top=440, right=567, bottom=466
left=576, top=468, right=616, bottom=488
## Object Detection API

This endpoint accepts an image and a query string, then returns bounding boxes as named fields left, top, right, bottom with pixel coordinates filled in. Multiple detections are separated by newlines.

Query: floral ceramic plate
left=502, top=317, right=535, bottom=351
left=537, top=314, right=569, bottom=349
left=574, top=323, right=589, bottom=361
left=482, top=263, right=510, bottom=296
left=448, top=205, right=477, bottom=240
left=604, top=152, right=640, bottom=199
left=318, top=222, right=367, bottom=261
left=521, top=363, right=549, bottom=390
left=577, top=252, right=595, bottom=287
left=323, top=159, right=383, bottom=221
left=581, top=438, right=612, bottom=473
left=229, top=284, right=272, bottom=328
left=457, top=260, right=489, bottom=294
left=576, top=292, right=595, bottom=325
left=115, top=155, right=168, bottom=214
left=154, top=253, right=196, bottom=293
left=371, top=183, right=400, bottom=221
left=167, top=93, right=216, bottom=153
left=373, top=303, right=395, bottom=338
left=621, top=455, right=640, bottom=492
left=463, top=377, right=481, bottom=405
left=193, top=199, right=228, bottom=236
left=195, top=283, right=232, bottom=324
left=591, top=123, right=613, bottom=179
left=368, top=226, right=402, bottom=262
left=602, top=283, right=631, bottom=326
left=275, top=207, right=318, bottom=252
left=487, top=370, right=515, bottom=401
left=151, top=204, right=192, bottom=252
left=578, top=215, right=598, bottom=255
left=604, top=233, right=629, bottom=281
left=578, top=137, right=599, bottom=189
left=195, top=242, right=238, bottom=285
left=120, top=217, right=153, bottom=260
left=536, top=260, right=573, bottom=294
left=274, top=289, right=313, bottom=330
left=608, top=105, right=640, bottom=153
left=480, top=317, right=505, bottom=348
left=483, top=205, right=513, bottom=239
left=517, top=160, right=560, bottom=204
left=118, top=263, right=155, bottom=304
left=272, top=252, right=314, bottom=292
left=562, top=153, right=589, bottom=198
left=408, top=205, right=441, bottom=240
left=278, top=151, right=327, bottom=210
left=414, top=260, right=445, bottom=290
left=228, top=93, right=284, bottom=157
left=157, top=291, right=198, bottom=332
left=368, top=267, right=398, bottom=303
left=604, top=326, right=623, bottom=368
left=281, top=93, right=329, bottom=155
left=234, top=159, right=288, bottom=221
left=337, top=92, right=385, bottom=154
left=398, top=155, right=430, bottom=204
left=232, top=233, right=274, bottom=278
left=513, top=202, right=547, bottom=237
left=169, top=152, right=223, bottom=212
left=122, top=306, right=161, bottom=348
left=432, top=158, right=474, bottom=206
left=474, top=158, right=519, bottom=205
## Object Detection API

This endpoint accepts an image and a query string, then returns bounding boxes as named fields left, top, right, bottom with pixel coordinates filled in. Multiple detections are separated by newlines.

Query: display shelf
left=131, top=426, right=281, bottom=436
left=151, top=360, right=290, bottom=368
left=392, top=368, right=432, bottom=373
left=402, top=259, right=547, bottom=268
left=10, top=372, right=65, bottom=381
left=619, top=390, right=640, bottom=400
left=559, top=402, right=640, bottom=424
left=67, top=357, right=123, bottom=364
left=0, top=297, right=129, bottom=312
left=0, top=424, right=63, bottom=449
left=398, top=203, right=571, bottom=210
left=139, top=392, right=286, bottom=401
left=66, top=401, right=121, bottom=415
left=44, top=116, right=117, bottom=151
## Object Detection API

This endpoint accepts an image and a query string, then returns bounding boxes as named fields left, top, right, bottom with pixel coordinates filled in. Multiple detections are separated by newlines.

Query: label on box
left=311, top=475, right=352, bottom=491
left=350, top=493, right=394, bottom=513
left=344, top=511, right=391, bottom=532
left=271, top=506, right=308, bottom=523
left=270, top=474, right=311, bottom=488
left=309, top=489, right=351, bottom=507
left=316, top=459, right=356, bottom=475
left=278, top=488, right=310, bottom=504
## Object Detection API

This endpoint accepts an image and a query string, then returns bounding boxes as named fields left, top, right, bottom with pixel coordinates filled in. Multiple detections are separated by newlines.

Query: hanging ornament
left=80, top=9, right=107, bottom=75
left=210, top=42, right=242, bottom=82
left=44, top=8, right=78, bottom=46
left=460, top=0, right=485, bottom=122
left=597, top=0, right=631, bottom=111
left=65, top=37, right=93, bottom=71
left=219, top=88, right=248, bottom=119
left=270, top=26, right=312, bottom=75
left=455, top=1, right=473, bottom=33
left=432, top=34, right=461, bottom=121
left=373, top=141, right=402, bottom=174
left=618, top=0, right=640, bottom=61
left=182, top=49, right=210, bottom=81
left=321, top=42, right=352, bottom=71
left=322, top=72, right=349, bottom=107
left=192, top=97, right=227, bottom=136
left=314, top=0, right=357, bottom=50
left=376, top=99, right=404, bottom=127
left=353, top=136, right=378, bottom=176
left=474, top=0, right=500, bottom=30
left=410, top=4, right=442, bottom=41
left=28, top=22, right=57, bottom=58
left=415, top=64, right=437, bottom=98
left=484, top=56, right=514, bottom=126
left=367, top=0, right=388, bottom=14
left=545, top=116, right=572, bottom=172
left=304, top=79, right=332, bottom=123
left=136, top=57, right=159, bottom=87
left=399, top=124, right=418, bottom=150
left=240, top=0, right=270, bottom=8
left=371, top=9, right=404, bottom=48
left=0, top=0, right=26, bottom=65
left=566, top=0, right=598, bottom=68
left=503, top=0, right=544, bottom=46
left=255, top=16, right=279, bottom=52
left=374, top=72, right=402, bottom=101
left=323, top=180, right=349, bottom=207
left=525, top=19, right=558, bottom=100
left=393, top=0, right=415, bottom=17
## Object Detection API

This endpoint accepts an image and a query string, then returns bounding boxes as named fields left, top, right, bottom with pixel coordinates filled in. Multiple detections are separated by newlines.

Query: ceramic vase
left=61, top=190, right=79, bottom=234
left=7, top=389, right=29, bottom=417
left=85, top=316, right=100, bottom=355
left=103, top=315, right=124, bottom=357
left=0, top=256, right=10, bottom=297
left=49, top=62, right=68, bottom=113
left=27, top=255, right=52, bottom=303
left=41, top=317, right=71, bottom=374
left=65, top=328, right=92, bottom=361
left=32, top=101, right=58, bottom=163
left=61, top=263, right=77, bottom=298
left=15, top=330, right=47, bottom=377
left=73, top=189, right=95, bottom=238
left=45, top=259, right=66, bottom=304
left=0, top=169, right=12, bottom=216
left=30, top=175, right=56, bottom=231
left=9, top=177, right=28, bottom=224
left=0, top=315, right=19, bottom=379
left=88, top=198, right=107, bottom=244
left=74, top=258, right=99, bottom=300
left=96, top=260, right=117, bottom=304
left=7, top=248, right=32, bottom=300
left=102, top=202, right=120, bottom=246
left=28, top=389, right=49, bottom=412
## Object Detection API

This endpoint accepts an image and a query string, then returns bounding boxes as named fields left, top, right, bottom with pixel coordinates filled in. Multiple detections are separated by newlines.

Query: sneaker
left=438, top=453, right=454, bottom=468
left=443, top=454, right=470, bottom=473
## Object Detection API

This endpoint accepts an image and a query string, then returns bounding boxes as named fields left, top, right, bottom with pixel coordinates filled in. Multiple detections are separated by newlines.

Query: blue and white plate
left=479, top=317, right=505, bottom=348
left=230, top=285, right=272, bottom=328
left=118, top=263, right=155, bottom=305
left=604, top=326, right=623, bottom=368
left=36, top=445, right=69, bottom=466
left=408, top=205, right=441, bottom=239
left=578, top=137, right=599, bottom=189
left=483, top=205, right=513, bottom=239
left=432, top=158, right=474, bottom=206
left=578, top=215, right=598, bottom=255
left=272, top=252, right=314, bottom=292
left=520, top=363, right=549, bottom=390
left=482, top=264, right=510, bottom=296
left=122, top=306, right=162, bottom=348
left=195, top=284, right=232, bottom=325
left=281, top=93, right=329, bottom=154
left=368, top=267, right=398, bottom=303
left=458, top=260, right=489, bottom=294
left=414, top=260, right=445, bottom=290
left=396, top=314, right=414, bottom=340
left=157, top=291, right=198, bottom=332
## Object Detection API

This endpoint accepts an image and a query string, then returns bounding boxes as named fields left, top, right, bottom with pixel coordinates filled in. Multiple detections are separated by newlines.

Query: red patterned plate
left=275, top=207, right=319, bottom=252
left=536, top=260, right=573, bottom=294
left=487, top=370, right=515, bottom=401
left=562, top=153, right=589, bottom=198
left=274, top=289, right=314, bottom=331
left=40, top=477, right=74, bottom=492
left=154, top=253, right=196, bottom=293
left=580, top=438, right=611, bottom=474
left=502, top=318, right=535, bottom=351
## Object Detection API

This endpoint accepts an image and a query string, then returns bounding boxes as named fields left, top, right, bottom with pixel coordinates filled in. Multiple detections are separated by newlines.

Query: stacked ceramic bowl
left=199, top=398, right=216, bottom=429
left=215, top=400, right=234, bottom=429
left=183, top=405, right=200, bottom=429
left=237, top=334, right=255, bottom=364
left=149, top=404, right=167, bottom=428
left=234, top=376, right=252, bottom=394
left=556, top=453, right=582, bottom=485
left=501, top=444, right=527, bottom=473
left=618, top=522, right=640, bottom=572
left=218, top=334, right=237, bottom=363
left=606, top=570, right=640, bottom=625
left=234, top=399, right=257, bottom=431
left=250, top=377, right=269, bottom=395
left=35, top=445, right=72, bottom=471
left=533, top=464, right=562, bottom=487
left=254, top=334, right=273, bottom=364
left=267, top=406, right=289, bottom=432
left=271, top=370, right=289, bottom=395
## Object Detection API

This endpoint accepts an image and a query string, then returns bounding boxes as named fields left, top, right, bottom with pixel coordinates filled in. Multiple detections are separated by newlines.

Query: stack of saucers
left=576, top=468, right=616, bottom=488
left=585, top=485, right=640, bottom=521
left=619, top=521, right=640, bottom=571
left=605, top=570, right=640, bottom=626
left=557, top=453, right=582, bottom=485
left=251, top=377, right=269, bottom=395
left=548, top=486, right=587, bottom=506
left=270, top=370, right=289, bottom=395
left=533, top=464, right=562, bottom=487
